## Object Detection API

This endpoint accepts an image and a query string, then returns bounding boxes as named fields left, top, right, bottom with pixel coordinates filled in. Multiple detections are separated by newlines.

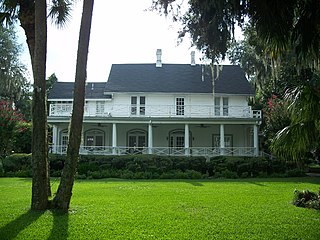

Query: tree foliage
left=0, top=99, right=25, bottom=158
left=12, top=121, right=31, bottom=154
left=227, top=25, right=274, bottom=91
left=225, top=21, right=320, bottom=163
left=0, top=25, right=29, bottom=102
left=152, top=0, right=320, bottom=68
left=271, top=70, right=320, bottom=163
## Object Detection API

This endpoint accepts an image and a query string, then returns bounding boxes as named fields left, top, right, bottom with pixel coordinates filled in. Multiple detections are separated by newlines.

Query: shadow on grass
left=247, top=181, right=267, bottom=187
left=0, top=208, right=69, bottom=240
left=0, top=209, right=44, bottom=239
left=47, top=209, right=69, bottom=240
left=185, top=181, right=204, bottom=187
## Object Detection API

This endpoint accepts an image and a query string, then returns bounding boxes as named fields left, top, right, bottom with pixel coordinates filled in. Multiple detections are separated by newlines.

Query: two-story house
left=48, top=50, right=261, bottom=157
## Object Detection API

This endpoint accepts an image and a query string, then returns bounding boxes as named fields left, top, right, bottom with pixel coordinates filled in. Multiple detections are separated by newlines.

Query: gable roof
left=48, top=64, right=254, bottom=99
left=105, top=64, right=254, bottom=95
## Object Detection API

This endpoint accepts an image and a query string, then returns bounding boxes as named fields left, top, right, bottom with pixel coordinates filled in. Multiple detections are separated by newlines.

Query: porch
left=50, top=121, right=260, bottom=157
left=49, top=103, right=262, bottom=119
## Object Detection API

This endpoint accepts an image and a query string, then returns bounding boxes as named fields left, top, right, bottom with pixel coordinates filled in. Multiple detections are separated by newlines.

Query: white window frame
left=176, top=97, right=185, bottom=116
left=131, top=96, right=146, bottom=116
left=214, top=96, right=229, bottom=116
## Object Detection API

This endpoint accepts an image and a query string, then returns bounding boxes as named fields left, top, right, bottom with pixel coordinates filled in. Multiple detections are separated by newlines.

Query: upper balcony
left=49, top=103, right=262, bottom=119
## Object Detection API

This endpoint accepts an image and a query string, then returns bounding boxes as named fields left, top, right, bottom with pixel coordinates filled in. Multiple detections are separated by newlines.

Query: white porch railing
left=50, top=145, right=257, bottom=157
left=49, top=103, right=262, bottom=119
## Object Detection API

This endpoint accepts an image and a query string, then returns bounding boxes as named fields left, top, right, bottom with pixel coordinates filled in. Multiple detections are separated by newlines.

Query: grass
left=0, top=178, right=319, bottom=239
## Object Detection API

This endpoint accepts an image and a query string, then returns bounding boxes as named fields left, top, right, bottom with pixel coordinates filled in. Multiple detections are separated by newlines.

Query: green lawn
left=0, top=178, right=319, bottom=239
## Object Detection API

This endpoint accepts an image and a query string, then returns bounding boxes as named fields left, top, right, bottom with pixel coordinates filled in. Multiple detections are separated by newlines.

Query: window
left=96, top=101, right=105, bottom=115
left=61, top=131, right=69, bottom=146
left=60, top=130, right=69, bottom=153
left=214, top=97, right=220, bottom=116
left=214, top=97, right=229, bottom=116
left=176, top=97, right=185, bottom=115
left=131, top=96, right=146, bottom=116
left=223, top=97, right=229, bottom=116
left=131, top=96, right=137, bottom=115
left=140, top=96, right=145, bottom=115
left=213, top=135, right=233, bottom=147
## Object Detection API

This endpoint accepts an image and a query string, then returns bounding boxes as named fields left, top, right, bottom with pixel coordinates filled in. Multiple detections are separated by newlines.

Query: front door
left=169, top=130, right=192, bottom=155
left=85, top=130, right=104, bottom=151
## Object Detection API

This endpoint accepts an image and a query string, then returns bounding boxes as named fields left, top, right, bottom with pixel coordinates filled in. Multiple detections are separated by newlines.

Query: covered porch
left=49, top=118, right=260, bottom=157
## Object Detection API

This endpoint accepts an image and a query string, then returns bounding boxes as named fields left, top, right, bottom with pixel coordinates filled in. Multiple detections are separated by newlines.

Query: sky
left=18, top=0, right=237, bottom=83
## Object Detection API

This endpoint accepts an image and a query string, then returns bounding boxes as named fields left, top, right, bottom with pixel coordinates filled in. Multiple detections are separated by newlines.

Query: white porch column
left=52, top=125, right=58, bottom=153
left=148, top=122, right=153, bottom=154
left=112, top=123, right=117, bottom=155
left=253, top=124, right=259, bottom=156
left=184, top=124, right=190, bottom=156
left=220, top=124, right=225, bottom=155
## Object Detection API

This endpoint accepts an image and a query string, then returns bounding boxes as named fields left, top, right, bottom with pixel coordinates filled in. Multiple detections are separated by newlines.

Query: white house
left=48, top=50, right=261, bottom=157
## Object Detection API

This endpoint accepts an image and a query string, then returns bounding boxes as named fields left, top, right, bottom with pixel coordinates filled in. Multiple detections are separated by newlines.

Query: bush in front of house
left=209, top=156, right=303, bottom=178
left=76, top=155, right=207, bottom=179
left=0, top=154, right=306, bottom=179
left=0, top=159, right=4, bottom=177
left=2, top=153, right=32, bottom=177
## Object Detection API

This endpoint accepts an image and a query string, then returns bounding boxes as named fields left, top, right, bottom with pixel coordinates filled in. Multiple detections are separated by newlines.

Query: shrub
left=0, top=159, right=4, bottom=177
left=120, top=170, right=134, bottom=179
left=0, top=153, right=307, bottom=179
left=12, top=121, right=32, bottom=154
left=185, top=170, right=203, bottom=179
left=75, top=173, right=87, bottom=179
left=15, top=169, right=32, bottom=177
left=293, top=189, right=320, bottom=210
left=222, top=170, right=238, bottom=179
left=209, top=156, right=296, bottom=178
left=2, top=153, right=31, bottom=173
left=51, top=170, right=62, bottom=177
left=286, top=168, right=306, bottom=177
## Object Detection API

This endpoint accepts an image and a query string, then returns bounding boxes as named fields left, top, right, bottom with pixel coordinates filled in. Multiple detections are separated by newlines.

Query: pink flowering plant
left=263, top=94, right=291, bottom=148
left=0, top=98, right=25, bottom=157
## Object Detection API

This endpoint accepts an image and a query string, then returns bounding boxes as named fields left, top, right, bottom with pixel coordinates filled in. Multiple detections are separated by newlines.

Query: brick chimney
left=156, top=49, right=162, bottom=67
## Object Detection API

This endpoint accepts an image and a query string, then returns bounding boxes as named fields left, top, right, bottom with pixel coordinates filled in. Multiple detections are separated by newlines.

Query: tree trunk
left=19, top=0, right=36, bottom=65
left=53, top=0, right=94, bottom=212
left=31, top=0, right=49, bottom=210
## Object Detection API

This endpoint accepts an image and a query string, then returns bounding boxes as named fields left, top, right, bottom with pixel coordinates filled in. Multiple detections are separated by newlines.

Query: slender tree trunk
left=31, top=0, right=49, bottom=210
left=53, top=0, right=94, bottom=212
left=19, top=0, right=52, bottom=202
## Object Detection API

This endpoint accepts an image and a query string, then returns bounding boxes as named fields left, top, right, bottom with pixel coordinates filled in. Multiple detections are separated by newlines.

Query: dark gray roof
left=48, top=82, right=106, bottom=99
left=48, top=64, right=254, bottom=99
left=105, top=64, right=254, bottom=95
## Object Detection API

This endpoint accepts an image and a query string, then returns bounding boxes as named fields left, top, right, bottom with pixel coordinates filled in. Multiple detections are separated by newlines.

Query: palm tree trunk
left=53, top=0, right=94, bottom=212
left=19, top=0, right=36, bottom=65
left=31, top=0, right=49, bottom=210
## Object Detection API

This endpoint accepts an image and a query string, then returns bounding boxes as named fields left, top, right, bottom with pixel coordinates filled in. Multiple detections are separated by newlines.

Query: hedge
left=0, top=154, right=305, bottom=179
